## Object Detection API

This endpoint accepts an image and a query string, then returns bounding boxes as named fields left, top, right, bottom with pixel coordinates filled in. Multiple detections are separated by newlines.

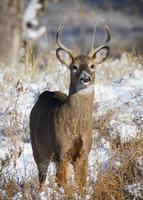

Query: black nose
left=79, top=71, right=91, bottom=84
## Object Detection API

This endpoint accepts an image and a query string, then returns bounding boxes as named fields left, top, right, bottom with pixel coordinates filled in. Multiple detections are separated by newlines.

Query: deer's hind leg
left=37, top=159, right=50, bottom=191
left=30, top=139, right=49, bottom=190
left=32, top=147, right=49, bottom=190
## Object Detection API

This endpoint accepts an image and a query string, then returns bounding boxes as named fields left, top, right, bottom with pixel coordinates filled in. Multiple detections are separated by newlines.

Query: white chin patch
left=77, top=84, right=94, bottom=95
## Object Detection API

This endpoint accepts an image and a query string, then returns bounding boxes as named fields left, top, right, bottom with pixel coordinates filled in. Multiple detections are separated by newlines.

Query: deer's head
left=56, top=23, right=111, bottom=94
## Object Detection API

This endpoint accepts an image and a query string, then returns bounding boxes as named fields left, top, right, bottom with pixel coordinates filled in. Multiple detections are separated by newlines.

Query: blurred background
left=0, top=0, right=143, bottom=65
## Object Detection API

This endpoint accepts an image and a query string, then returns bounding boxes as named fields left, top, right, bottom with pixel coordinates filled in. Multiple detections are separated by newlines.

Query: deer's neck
left=68, top=84, right=94, bottom=114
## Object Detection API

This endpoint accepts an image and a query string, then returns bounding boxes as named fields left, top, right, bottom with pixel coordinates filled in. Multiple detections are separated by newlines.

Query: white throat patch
left=77, top=84, right=94, bottom=95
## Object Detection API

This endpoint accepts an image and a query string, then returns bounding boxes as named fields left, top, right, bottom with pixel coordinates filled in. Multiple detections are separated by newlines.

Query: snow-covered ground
left=0, top=54, right=143, bottom=199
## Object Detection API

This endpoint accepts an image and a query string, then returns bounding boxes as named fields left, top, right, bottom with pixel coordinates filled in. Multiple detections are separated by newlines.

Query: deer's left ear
left=92, top=46, right=110, bottom=64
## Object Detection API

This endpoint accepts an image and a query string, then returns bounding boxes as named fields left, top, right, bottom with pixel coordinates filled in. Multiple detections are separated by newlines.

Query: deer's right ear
left=56, top=48, right=73, bottom=66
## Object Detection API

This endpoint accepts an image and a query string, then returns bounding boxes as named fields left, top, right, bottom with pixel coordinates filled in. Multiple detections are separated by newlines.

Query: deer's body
left=31, top=87, right=94, bottom=157
left=30, top=23, right=110, bottom=194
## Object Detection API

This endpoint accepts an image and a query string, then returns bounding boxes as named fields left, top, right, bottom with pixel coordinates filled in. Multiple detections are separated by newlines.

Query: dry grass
left=93, top=136, right=143, bottom=200
left=92, top=108, right=143, bottom=200
left=0, top=51, right=143, bottom=199
left=0, top=110, right=143, bottom=199
left=97, top=52, right=143, bottom=84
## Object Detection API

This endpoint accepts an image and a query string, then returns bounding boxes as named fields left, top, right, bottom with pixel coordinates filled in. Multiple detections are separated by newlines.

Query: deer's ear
left=92, top=46, right=110, bottom=64
left=56, top=48, right=73, bottom=66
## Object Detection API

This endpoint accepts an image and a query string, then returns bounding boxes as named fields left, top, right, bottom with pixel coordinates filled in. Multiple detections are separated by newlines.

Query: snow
left=95, top=69, right=143, bottom=109
left=16, top=83, right=39, bottom=116
left=0, top=62, right=143, bottom=198
left=125, top=183, right=143, bottom=198
left=93, top=68, right=143, bottom=143
left=15, top=143, right=36, bottom=179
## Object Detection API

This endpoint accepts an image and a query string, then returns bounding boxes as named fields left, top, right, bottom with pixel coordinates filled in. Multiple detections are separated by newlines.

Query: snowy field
left=0, top=53, right=143, bottom=199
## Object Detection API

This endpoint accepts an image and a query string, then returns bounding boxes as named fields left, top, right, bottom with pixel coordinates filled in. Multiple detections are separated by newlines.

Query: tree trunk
left=0, top=0, right=24, bottom=64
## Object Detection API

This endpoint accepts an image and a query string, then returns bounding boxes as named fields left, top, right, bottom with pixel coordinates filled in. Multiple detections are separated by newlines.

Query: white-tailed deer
left=30, top=23, right=110, bottom=194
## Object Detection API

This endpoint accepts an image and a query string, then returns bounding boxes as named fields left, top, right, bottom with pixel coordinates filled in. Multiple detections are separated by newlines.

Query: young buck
left=30, top=23, right=110, bottom=194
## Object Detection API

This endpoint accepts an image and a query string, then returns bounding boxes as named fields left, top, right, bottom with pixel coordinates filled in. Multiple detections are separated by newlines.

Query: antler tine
left=88, top=21, right=111, bottom=57
left=56, top=23, right=72, bottom=54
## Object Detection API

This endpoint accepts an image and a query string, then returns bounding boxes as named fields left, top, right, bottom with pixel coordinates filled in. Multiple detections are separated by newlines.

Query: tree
left=0, top=0, right=24, bottom=64
left=0, top=0, right=48, bottom=65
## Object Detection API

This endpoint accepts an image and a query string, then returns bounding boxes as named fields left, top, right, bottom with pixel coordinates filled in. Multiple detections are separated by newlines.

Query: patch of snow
left=0, top=74, right=3, bottom=83
left=40, top=192, right=47, bottom=200
left=12, top=193, right=23, bottom=200
left=17, top=85, right=38, bottom=116
left=116, top=123, right=139, bottom=141
left=89, top=138, right=110, bottom=181
left=15, top=143, right=37, bottom=179
left=95, top=69, right=143, bottom=142
left=0, top=138, right=13, bottom=161
left=125, top=183, right=143, bottom=198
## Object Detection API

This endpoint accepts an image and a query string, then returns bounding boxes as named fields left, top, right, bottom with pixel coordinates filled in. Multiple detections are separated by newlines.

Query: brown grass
left=92, top=132, right=143, bottom=200
left=0, top=52, right=143, bottom=199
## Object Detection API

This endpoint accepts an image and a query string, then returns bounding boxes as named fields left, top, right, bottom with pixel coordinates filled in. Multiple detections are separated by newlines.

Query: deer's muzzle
left=79, top=71, right=91, bottom=85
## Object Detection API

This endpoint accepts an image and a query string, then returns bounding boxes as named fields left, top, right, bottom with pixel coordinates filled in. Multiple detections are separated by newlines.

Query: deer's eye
left=90, top=64, right=95, bottom=69
left=72, top=65, right=78, bottom=71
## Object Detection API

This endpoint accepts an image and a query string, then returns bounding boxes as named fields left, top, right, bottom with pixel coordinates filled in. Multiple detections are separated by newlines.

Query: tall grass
left=0, top=51, right=143, bottom=199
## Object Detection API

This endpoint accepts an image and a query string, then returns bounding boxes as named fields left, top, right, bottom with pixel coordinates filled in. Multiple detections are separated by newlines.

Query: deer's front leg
left=74, top=150, right=88, bottom=196
left=56, top=157, right=71, bottom=188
